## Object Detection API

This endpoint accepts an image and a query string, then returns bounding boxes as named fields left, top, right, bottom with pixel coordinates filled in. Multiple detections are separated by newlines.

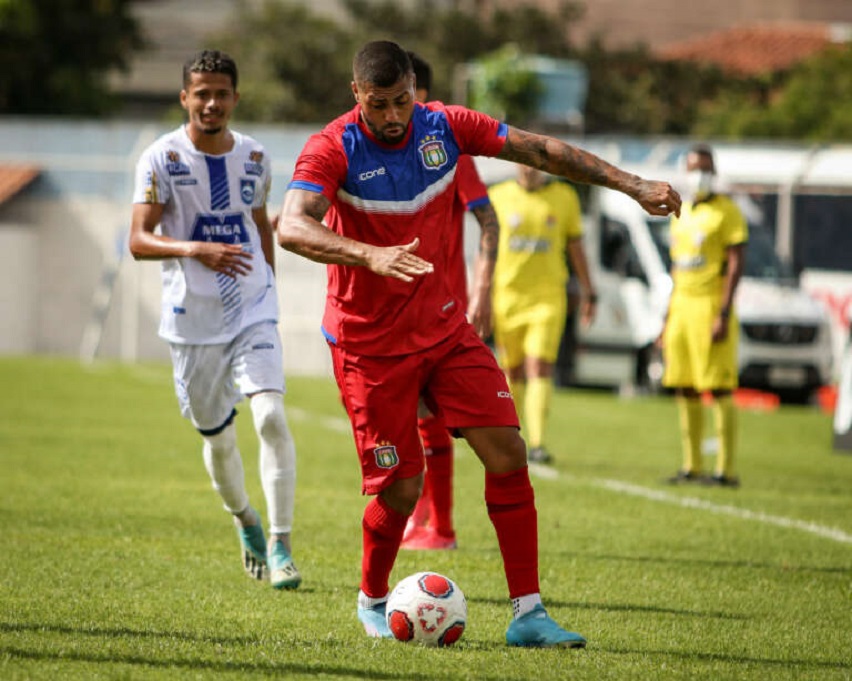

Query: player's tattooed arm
left=278, top=189, right=433, bottom=282
left=467, top=202, right=499, bottom=338
left=499, top=127, right=681, bottom=217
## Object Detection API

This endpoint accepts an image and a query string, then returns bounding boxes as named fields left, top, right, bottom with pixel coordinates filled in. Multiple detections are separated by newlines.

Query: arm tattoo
left=304, top=192, right=331, bottom=223
left=472, top=204, right=499, bottom=260
left=499, top=127, right=634, bottom=193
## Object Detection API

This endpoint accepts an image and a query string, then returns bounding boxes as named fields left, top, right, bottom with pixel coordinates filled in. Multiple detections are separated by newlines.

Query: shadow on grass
left=605, top=645, right=851, bottom=672
left=0, top=645, right=476, bottom=680
left=468, top=596, right=747, bottom=620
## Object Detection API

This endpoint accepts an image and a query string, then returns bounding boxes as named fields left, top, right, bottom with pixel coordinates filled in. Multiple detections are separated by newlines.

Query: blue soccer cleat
left=234, top=508, right=267, bottom=581
left=268, top=540, right=302, bottom=590
left=506, top=604, right=587, bottom=648
left=357, top=601, right=393, bottom=639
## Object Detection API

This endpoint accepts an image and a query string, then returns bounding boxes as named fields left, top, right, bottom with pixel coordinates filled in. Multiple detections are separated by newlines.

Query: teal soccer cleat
left=234, top=509, right=267, bottom=581
left=268, top=540, right=302, bottom=590
left=357, top=601, right=393, bottom=639
left=505, top=605, right=587, bottom=648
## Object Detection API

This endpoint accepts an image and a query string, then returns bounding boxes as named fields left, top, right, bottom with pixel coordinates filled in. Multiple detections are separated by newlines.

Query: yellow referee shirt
left=669, top=194, right=748, bottom=296
left=489, top=179, right=582, bottom=304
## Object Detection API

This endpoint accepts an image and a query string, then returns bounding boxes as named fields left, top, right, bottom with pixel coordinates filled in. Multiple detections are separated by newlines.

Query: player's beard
left=364, top=116, right=407, bottom=144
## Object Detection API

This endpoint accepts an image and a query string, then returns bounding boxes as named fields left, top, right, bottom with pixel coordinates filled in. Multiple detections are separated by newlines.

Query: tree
left=694, top=45, right=852, bottom=141
left=0, top=0, right=143, bottom=115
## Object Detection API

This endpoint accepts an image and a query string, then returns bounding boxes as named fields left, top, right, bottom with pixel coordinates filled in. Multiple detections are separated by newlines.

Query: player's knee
left=202, top=422, right=237, bottom=458
left=381, top=474, right=423, bottom=515
left=250, top=391, right=290, bottom=442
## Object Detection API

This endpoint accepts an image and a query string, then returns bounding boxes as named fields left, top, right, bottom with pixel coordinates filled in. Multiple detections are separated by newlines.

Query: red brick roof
left=0, top=165, right=39, bottom=205
left=658, top=24, right=839, bottom=76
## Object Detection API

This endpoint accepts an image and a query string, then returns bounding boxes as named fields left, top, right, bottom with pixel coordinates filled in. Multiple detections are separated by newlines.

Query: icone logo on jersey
left=359, top=166, right=386, bottom=181
left=418, top=134, right=448, bottom=170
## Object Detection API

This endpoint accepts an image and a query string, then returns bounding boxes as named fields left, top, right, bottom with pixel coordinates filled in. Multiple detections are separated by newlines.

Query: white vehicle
left=573, top=187, right=834, bottom=401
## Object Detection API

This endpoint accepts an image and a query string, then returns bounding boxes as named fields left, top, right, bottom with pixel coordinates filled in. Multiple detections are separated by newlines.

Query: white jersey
left=133, top=126, right=278, bottom=344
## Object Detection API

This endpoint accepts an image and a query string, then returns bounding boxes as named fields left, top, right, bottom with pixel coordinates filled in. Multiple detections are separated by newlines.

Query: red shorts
left=329, top=323, right=519, bottom=495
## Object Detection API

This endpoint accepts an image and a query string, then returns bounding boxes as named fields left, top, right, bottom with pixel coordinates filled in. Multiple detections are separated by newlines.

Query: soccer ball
left=386, top=571, right=467, bottom=646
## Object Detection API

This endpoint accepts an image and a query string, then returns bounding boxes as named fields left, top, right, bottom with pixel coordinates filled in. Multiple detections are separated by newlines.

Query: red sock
left=485, top=467, right=539, bottom=598
left=418, top=415, right=454, bottom=535
left=426, top=447, right=454, bottom=537
left=360, top=496, right=408, bottom=598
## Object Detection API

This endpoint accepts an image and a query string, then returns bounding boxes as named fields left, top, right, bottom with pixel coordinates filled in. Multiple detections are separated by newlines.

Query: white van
left=574, top=186, right=834, bottom=401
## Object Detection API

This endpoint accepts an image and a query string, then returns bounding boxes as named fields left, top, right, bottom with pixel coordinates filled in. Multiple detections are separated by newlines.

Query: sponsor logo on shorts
left=374, top=442, right=399, bottom=469
left=497, top=391, right=512, bottom=398
left=252, top=342, right=274, bottom=350
left=173, top=306, right=186, bottom=314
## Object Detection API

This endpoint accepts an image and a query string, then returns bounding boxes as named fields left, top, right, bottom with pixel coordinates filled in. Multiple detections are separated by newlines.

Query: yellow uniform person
left=490, top=165, right=597, bottom=464
left=662, top=144, right=748, bottom=487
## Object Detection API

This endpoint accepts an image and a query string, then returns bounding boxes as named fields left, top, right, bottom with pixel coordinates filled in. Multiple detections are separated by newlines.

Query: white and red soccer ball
left=386, top=572, right=467, bottom=646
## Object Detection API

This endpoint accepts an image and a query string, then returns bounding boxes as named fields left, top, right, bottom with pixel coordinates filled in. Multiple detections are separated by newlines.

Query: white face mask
left=685, top=170, right=715, bottom=200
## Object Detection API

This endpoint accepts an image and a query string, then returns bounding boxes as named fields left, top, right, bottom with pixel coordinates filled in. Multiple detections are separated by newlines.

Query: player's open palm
left=194, top=242, right=253, bottom=277
left=366, top=238, right=434, bottom=282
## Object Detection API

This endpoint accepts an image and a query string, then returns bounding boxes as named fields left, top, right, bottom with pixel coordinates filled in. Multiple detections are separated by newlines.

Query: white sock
left=251, top=392, right=296, bottom=535
left=512, top=593, right=543, bottom=619
left=358, top=590, right=388, bottom=609
left=201, top=423, right=249, bottom=514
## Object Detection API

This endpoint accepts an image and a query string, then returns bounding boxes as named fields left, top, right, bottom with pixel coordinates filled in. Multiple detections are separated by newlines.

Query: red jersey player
left=277, top=41, right=681, bottom=647
left=401, top=51, right=500, bottom=551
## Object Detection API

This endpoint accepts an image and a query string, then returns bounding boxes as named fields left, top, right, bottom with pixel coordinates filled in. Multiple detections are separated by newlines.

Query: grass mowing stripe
left=286, top=405, right=852, bottom=546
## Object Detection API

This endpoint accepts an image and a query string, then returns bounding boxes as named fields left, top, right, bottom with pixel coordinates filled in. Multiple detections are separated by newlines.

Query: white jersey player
left=130, top=50, right=301, bottom=590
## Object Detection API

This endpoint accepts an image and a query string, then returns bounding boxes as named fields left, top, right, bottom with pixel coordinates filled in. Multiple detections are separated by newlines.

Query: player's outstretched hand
left=634, top=180, right=682, bottom=217
left=366, top=238, right=434, bottom=282
left=193, top=242, right=253, bottom=277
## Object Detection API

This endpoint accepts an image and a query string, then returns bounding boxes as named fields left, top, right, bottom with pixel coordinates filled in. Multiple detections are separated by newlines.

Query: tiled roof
left=0, top=165, right=39, bottom=205
left=658, top=24, right=843, bottom=75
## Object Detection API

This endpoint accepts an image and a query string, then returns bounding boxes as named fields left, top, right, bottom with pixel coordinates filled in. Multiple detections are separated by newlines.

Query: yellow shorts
left=493, top=296, right=567, bottom=369
left=662, top=293, right=739, bottom=392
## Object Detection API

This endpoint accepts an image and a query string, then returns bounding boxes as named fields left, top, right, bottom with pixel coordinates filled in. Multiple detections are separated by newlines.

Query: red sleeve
left=441, top=104, right=507, bottom=158
left=455, top=154, right=490, bottom=210
left=289, top=129, right=348, bottom=202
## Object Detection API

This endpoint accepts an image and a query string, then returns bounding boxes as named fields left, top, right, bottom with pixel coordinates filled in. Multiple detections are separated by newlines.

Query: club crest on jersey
left=165, top=149, right=190, bottom=176
left=240, top=179, right=255, bottom=204
left=374, top=442, right=399, bottom=469
left=244, top=150, right=264, bottom=176
left=418, top=135, right=448, bottom=170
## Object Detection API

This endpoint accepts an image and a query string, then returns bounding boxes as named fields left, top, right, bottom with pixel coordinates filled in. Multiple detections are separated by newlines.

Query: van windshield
left=646, top=216, right=794, bottom=283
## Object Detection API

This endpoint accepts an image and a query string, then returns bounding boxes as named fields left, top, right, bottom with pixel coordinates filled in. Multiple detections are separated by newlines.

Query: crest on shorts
left=418, top=135, right=447, bottom=170
left=374, top=442, right=399, bottom=469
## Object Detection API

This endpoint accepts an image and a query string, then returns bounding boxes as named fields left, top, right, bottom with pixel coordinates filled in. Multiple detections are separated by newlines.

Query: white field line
left=595, top=478, right=852, bottom=545
left=288, top=407, right=852, bottom=545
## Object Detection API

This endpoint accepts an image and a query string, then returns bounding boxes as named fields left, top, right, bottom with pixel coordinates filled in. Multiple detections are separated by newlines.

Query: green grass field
left=1, top=356, right=850, bottom=680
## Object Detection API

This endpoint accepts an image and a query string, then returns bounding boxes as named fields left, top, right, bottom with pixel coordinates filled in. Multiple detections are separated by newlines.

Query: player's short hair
left=353, top=41, right=412, bottom=88
left=407, top=51, right=432, bottom=95
left=688, top=142, right=716, bottom=171
left=183, top=49, right=238, bottom=90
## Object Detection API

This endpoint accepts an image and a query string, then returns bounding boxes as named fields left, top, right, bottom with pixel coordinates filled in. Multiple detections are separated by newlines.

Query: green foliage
left=1, top=357, right=851, bottom=679
left=0, top=0, right=143, bottom=115
left=695, top=45, right=852, bottom=141
left=467, top=44, right=543, bottom=125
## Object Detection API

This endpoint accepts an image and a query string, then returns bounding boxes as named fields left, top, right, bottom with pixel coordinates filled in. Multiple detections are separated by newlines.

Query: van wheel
left=636, top=344, right=664, bottom=395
